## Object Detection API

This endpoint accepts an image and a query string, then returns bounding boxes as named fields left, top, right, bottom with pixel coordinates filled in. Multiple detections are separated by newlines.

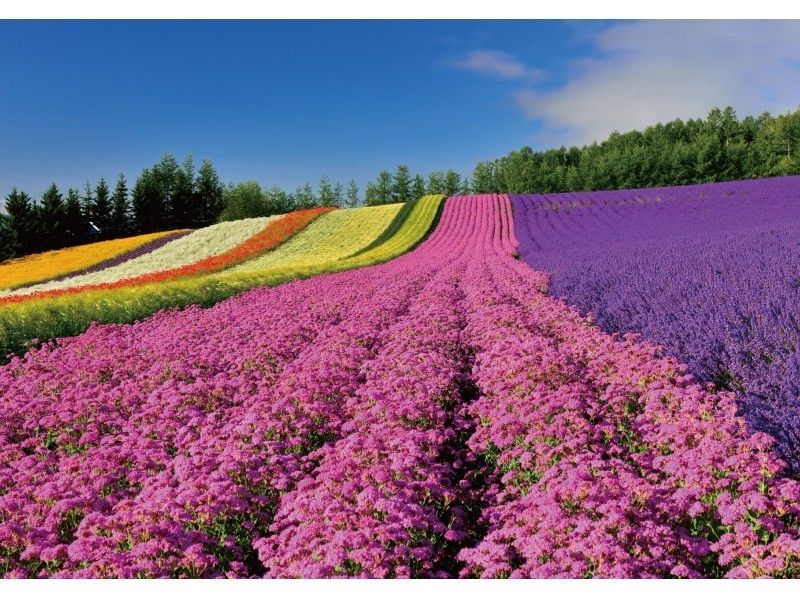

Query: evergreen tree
left=171, top=155, right=195, bottom=228
left=295, top=183, right=316, bottom=209
left=333, top=181, right=344, bottom=208
left=93, top=177, right=113, bottom=233
left=195, top=159, right=223, bottom=226
left=81, top=182, right=94, bottom=224
left=110, top=173, right=130, bottom=234
left=444, top=170, right=461, bottom=196
left=318, top=175, right=337, bottom=207
left=145, top=152, right=179, bottom=229
left=265, top=186, right=292, bottom=214
left=366, top=170, right=392, bottom=206
left=39, top=183, right=66, bottom=250
left=391, top=164, right=412, bottom=203
left=0, top=214, right=17, bottom=262
left=479, top=105, right=800, bottom=194
left=131, top=168, right=165, bottom=233
left=365, top=181, right=378, bottom=207
left=411, top=175, right=426, bottom=200
left=472, top=162, right=495, bottom=193
left=63, top=188, right=85, bottom=245
left=346, top=180, right=359, bottom=207
left=4, top=188, right=37, bottom=255
left=459, top=176, right=471, bottom=195
left=426, top=170, right=446, bottom=195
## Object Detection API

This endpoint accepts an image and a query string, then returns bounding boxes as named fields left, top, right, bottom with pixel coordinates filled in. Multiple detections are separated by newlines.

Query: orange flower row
left=0, top=207, right=333, bottom=306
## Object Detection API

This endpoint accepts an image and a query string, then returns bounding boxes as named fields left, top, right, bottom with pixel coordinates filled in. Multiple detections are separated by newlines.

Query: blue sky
left=2, top=20, right=800, bottom=201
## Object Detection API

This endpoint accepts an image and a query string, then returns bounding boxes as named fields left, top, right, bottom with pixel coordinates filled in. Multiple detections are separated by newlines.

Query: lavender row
left=511, top=176, right=800, bottom=471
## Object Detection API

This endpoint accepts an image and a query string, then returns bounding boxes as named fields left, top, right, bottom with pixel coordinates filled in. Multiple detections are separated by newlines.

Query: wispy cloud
left=449, top=50, right=544, bottom=82
left=454, top=21, right=800, bottom=147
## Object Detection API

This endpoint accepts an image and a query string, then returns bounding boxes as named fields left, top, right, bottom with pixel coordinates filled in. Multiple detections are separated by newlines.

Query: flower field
left=2, top=217, right=278, bottom=300
left=0, top=230, right=188, bottom=291
left=511, top=176, right=800, bottom=472
left=2, top=192, right=800, bottom=578
left=0, top=195, right=443, bottom=357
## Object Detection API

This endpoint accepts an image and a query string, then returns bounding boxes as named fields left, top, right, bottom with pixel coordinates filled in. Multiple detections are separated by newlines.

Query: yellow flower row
left=0, top=230, right=186, bottom=291
left=229, top=203, right=402, bottom=275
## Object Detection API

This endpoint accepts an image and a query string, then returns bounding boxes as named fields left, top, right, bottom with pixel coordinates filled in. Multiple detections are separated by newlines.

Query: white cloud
left=517, top=21, right=800, bottom=145
left=450, top=50, right=544, bottom=82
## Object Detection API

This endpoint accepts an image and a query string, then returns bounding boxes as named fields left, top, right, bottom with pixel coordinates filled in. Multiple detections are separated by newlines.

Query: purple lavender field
left=511, top=176, right=800, bottom=471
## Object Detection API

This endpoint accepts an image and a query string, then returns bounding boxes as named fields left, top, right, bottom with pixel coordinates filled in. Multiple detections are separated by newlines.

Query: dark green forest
left=470, top=106, right=800, bottom=193
left=3, top=105, right=800, bottom=262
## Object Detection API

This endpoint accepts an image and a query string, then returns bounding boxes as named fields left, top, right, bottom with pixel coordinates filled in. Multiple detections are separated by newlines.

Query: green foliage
left=171, top=155, right=195, bottom=229
left=391, top=164, right=412, bottom=203
left=426, top=170, right=446, bottom=195
left=293, top=183, right=317, bottom=210
left=39, top=184, right=66, bottom=250
left=411, top=174, right=426, bottom=200
left=195, top=159, right=223, bottom=227
left=92, top=177, right=113, bottom=232
left=366, top=170, right=393, bottom=206
left=218, top=181, right=269, bottom=222
left=345, top=179, right=360, bottom=207
left=110, top=173, right=131, bottom=234
left=131, top=167, right=164, bottom=233
left=63, top=188, right=86, bottom=245
left=3, top=188, right=37, bottom=255
left=475, top=105, right=800, bottom=194
left=0, top=214, right=17, bottom=263
left=317, top=175, right=339, bottom=207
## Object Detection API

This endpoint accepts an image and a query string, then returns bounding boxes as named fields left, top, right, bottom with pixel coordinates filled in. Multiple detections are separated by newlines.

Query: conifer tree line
left=4, top=105, right=800, bottom=262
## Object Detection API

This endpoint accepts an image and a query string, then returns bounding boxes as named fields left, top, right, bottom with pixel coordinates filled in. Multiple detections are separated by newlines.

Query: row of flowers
left=230, top=204, right=401, bottom=274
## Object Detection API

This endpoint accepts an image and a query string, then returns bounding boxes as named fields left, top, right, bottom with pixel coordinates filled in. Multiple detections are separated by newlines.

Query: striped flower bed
left=0, top=230, right=184, bottom=291
left=0, top=208, right=331, bottom=305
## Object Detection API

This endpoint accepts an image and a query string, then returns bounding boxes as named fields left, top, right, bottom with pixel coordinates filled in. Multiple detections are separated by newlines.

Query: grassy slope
left=0, top=195, right=445, bottom=358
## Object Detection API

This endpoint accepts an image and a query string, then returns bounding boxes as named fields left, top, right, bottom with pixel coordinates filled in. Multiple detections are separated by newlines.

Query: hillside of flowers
left=0, top=197, right=443, bottom=357
left=2, top=193, right=800, bottom=578
left=0, top=215, right=284, bottom=301
left=511, top=176, right=800, bottom=472
left=0, top=229, right=189, bottom=292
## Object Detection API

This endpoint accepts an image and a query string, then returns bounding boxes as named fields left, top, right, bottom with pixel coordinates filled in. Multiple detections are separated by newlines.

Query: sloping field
left=0, top=230, right=188, bottom=291
left=2, top=194, right=799, bottom=578
left=511, top=175, right=800, bottom=471
left=0, top=195, right=444, bottom=356
left=3, top=217, right=276, bottom=299
left=230, top=203, right=402, bottom=274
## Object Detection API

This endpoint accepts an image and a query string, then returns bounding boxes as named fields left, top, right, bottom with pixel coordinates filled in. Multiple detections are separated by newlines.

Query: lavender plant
left=511, top=176, right=800, bottom=470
